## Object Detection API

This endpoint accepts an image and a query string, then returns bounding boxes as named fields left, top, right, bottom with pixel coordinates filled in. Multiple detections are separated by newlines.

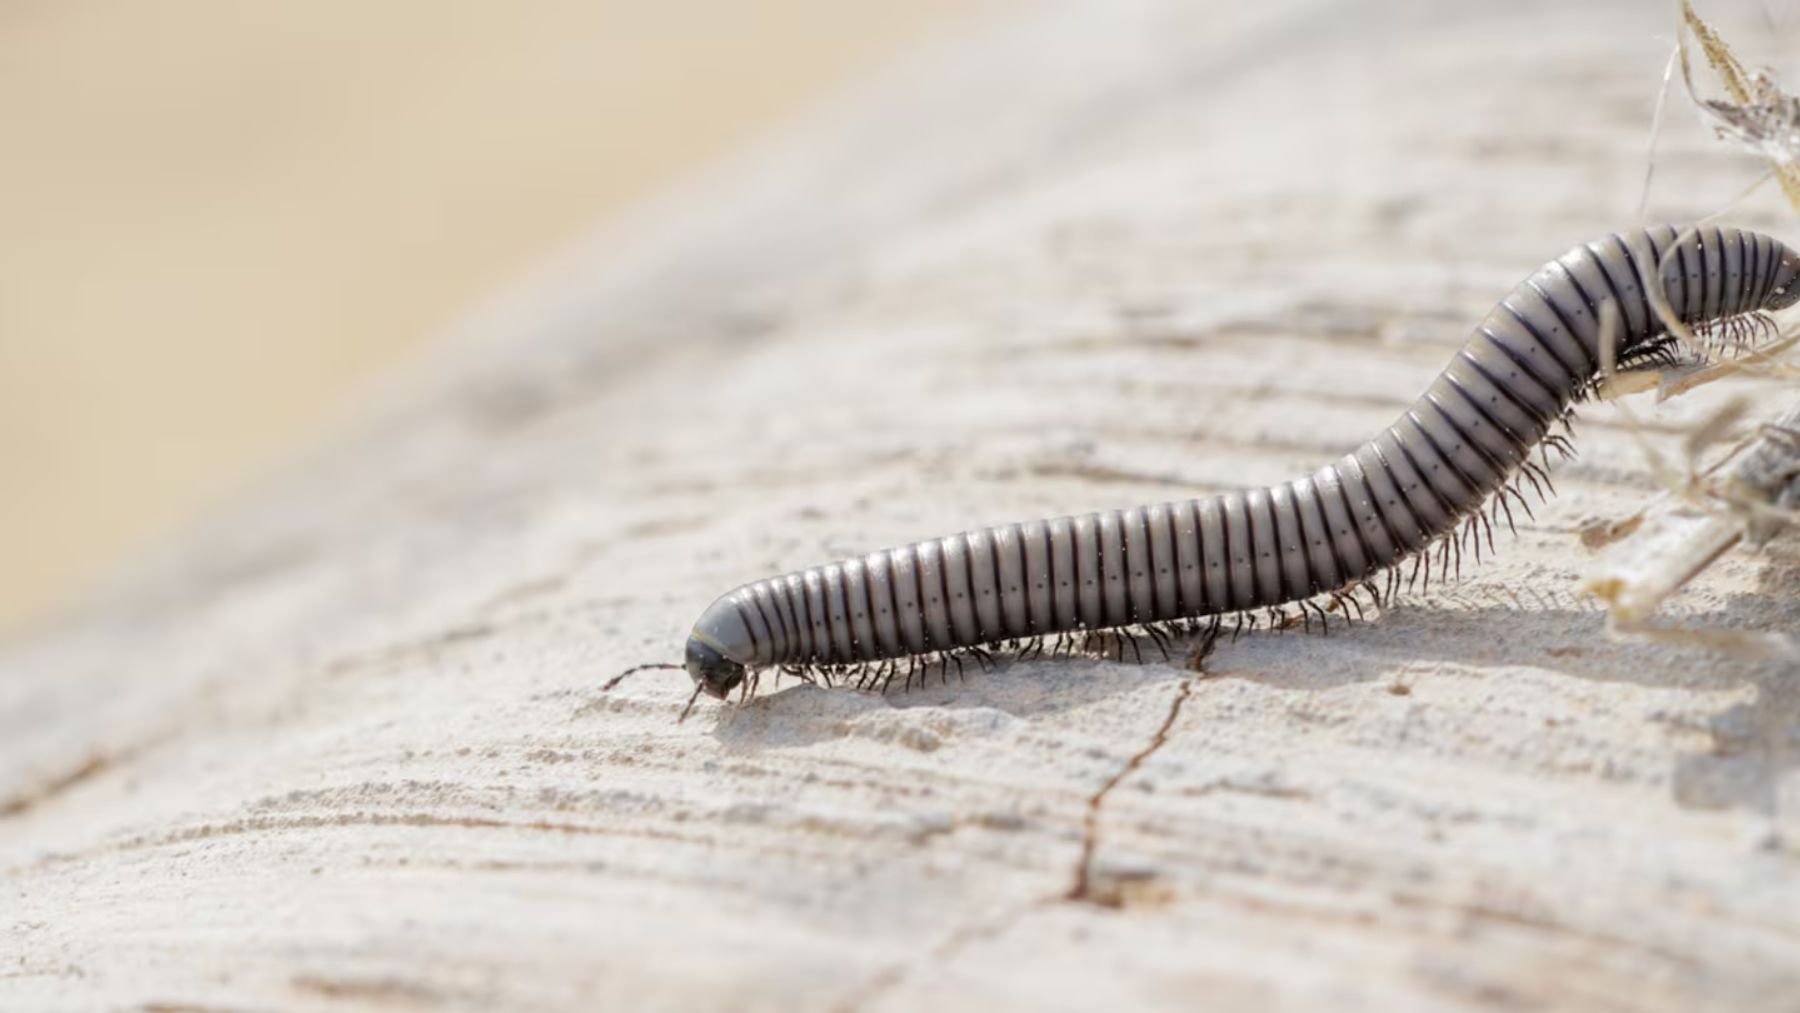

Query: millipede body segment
left=680, top=225, right=1800, bottom=700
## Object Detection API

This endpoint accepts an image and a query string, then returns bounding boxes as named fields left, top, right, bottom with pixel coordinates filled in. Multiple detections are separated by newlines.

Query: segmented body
left=680, top=225, right=1799, bottom=694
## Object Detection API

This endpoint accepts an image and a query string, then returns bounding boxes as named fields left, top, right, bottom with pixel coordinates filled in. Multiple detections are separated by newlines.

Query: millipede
left=616, top=224, right=1799, bottom=717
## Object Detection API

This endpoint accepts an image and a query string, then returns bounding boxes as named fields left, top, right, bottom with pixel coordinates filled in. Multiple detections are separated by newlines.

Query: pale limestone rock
left=4, top=1, right=1798, bottom=1009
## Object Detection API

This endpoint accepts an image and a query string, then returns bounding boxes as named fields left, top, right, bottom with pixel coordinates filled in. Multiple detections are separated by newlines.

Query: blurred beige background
left=0, top=1, right=967, bottom=635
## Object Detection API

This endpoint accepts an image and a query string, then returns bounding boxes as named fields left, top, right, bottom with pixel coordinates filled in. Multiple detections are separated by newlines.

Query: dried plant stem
left=1678, top=0, right=1800, bottom=213
left=1581, top=401, right=1800, bottom=654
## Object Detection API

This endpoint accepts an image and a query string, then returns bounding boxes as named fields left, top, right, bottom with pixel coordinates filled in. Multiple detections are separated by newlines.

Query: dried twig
left=1580, top=402, right=1800, bottom=656
left=1679, top=0, right=1800, bottom=212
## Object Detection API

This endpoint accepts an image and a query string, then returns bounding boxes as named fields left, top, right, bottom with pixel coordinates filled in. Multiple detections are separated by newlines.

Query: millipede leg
left=1305, top=599, right=1329, bottom=635
left=1144, top=624, right=1173, bottom=660
left=1494, top=488, right=1519, bottom=536
left=1197, top=619, right=1222, bottom=666
left=1508, top=481, right=1537, bottom=520
left=1514, top=465, right=1547, bottom=504
left=1461, top=515, right=1480, bottom=565
left=1522, top=458, right=1556, bottom=498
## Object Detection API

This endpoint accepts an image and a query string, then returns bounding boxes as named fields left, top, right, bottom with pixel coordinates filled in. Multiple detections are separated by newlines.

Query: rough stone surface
left=4, top=1, right=1798, bottom=1009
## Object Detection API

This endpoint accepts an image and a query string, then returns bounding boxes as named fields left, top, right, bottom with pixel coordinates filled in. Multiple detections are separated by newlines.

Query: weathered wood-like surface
left=5, top=1, right=1799, bottom=1009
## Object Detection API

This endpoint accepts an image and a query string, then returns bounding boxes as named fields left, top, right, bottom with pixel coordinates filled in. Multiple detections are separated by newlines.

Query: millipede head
left=684, top=634, right=746, bottom=700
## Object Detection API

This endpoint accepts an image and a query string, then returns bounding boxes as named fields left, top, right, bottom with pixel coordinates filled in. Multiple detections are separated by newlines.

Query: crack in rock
left=1067, top=676, right=1195, bottom=906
